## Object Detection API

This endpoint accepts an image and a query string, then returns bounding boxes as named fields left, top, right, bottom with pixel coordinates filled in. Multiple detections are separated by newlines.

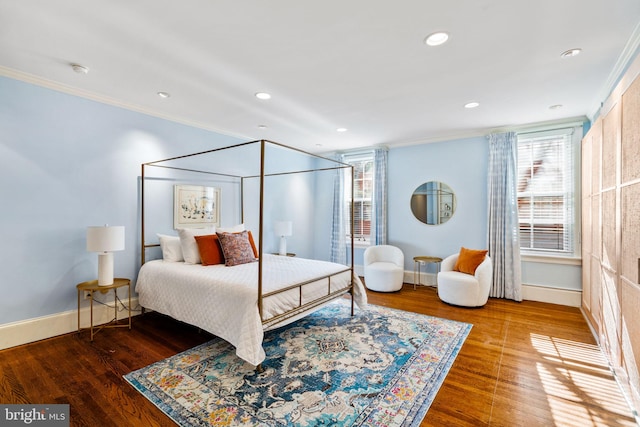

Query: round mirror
left=410, top=181, right=456, bottom=225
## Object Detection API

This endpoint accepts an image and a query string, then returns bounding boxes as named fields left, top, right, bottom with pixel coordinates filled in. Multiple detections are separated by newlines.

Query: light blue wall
left=241, top=150, right=320, bottom=258
left=314, top=138, right=490, bottom=272
left=393, top=137, right=582, bottom=291
left=0, top=77, right=309, bottom=325
left=141, top=144, right=320, bottom=259
left=0, top=74, right=586, bottom=328
left=321, top=136, right=583, bottom=292
left=389, top=138, right=489, bottom=275
left=0, top=77, right=332, bottom=326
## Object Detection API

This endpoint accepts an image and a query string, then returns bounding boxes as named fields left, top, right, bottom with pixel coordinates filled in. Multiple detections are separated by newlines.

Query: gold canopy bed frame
left=139, top=140, right=359, bottom=363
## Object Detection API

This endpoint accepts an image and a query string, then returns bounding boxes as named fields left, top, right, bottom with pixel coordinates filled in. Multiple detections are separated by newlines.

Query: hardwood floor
left=0, top=284, right=637, bottom=426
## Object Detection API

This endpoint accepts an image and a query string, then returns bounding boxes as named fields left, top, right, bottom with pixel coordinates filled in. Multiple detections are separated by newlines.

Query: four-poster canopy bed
left=136, top=140, right=367, bottom=366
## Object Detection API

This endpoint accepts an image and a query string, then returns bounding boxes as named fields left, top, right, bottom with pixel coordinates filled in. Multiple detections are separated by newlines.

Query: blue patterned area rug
left=124, top=300, right=471, bottom=426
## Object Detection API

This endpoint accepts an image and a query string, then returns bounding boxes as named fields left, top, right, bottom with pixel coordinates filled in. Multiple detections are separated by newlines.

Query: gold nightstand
left=76, top=278, right=131, bottom=341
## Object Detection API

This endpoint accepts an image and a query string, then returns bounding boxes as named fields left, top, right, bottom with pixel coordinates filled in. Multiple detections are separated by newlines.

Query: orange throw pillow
left=454, top=247, right=488, bottom=275
left=246, top=231, right=258, bottom=258
left=194, top=234, right=225, bottom=266
left=195, top=231, right=259, bottom=266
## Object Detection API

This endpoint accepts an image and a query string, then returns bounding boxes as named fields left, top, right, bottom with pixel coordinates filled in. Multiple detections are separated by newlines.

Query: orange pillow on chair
left=454, top=247, right=488, bottom=275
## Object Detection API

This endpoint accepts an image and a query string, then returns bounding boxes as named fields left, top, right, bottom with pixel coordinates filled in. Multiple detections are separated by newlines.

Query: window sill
left=347, top=240, right=371, bottom=249
left=521, top=253, right=582, bottom=266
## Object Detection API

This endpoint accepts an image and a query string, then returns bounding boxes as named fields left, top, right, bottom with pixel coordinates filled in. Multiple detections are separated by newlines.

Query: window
left=516, top=128, right=579, bottom=257
left=344, top=153, right=374, bottom=245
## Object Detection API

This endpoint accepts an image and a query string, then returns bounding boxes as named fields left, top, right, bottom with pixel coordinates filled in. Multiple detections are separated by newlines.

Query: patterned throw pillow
left=216, top=231, right=258, bottom=266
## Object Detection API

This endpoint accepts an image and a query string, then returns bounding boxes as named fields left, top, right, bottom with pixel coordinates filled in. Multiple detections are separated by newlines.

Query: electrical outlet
left=83, top=290, right=92, bottom=300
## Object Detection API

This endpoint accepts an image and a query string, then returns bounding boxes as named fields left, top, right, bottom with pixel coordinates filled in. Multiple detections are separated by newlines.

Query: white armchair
left=437, top=253, right=492, bottom=307
left=363, top=245, right=404, bottom=292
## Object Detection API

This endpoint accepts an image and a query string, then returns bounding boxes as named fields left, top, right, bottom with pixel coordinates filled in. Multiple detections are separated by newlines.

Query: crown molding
left=589, top=21, right=640, bottom=121
left=389, top=129, right=489, bottom=149
left=487, top=116, right=588, bottom=135
left=0, top=66, right=250, bottom=141
left=388, top=116, right=589, bottom=150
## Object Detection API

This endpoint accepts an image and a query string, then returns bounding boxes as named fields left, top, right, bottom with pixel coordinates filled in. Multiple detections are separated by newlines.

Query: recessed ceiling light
left=549, top=104, right=563, bottom=110
left=255, top=92, right=271, bottom=100
left=464, top=101, right=480, bottom=109
left=424, top=32, right=449, bottom=46
left=258, top=124, right=267, bottom=129
left=157, top=91, right=170, bottom=98
left=336, top=128, right=348, bottom=132
left=71, top=63, right=89, bottom=74
left=561, top=48, right=582, bottom=58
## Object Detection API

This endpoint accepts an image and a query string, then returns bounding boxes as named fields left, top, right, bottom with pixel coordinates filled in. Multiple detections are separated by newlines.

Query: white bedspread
left=135, top=254, right=367, bottom=366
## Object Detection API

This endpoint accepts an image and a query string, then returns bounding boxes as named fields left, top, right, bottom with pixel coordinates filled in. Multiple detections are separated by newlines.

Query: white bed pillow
left=217, top=223, right=245, bottom=233
left=157, top=234, right=184, bottom=262
left=177, top=227, right=216, bottom=264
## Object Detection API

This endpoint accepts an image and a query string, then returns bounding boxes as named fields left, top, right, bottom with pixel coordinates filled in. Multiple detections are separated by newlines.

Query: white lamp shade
left=87, top=226, right=125, bottom=253
left=274, top=221, right=292, bottom=237
left=87, top=225, right=124, bottom=286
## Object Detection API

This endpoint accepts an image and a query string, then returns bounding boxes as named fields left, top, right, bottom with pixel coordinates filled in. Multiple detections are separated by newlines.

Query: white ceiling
left=1, top=1, right=639, bottom=153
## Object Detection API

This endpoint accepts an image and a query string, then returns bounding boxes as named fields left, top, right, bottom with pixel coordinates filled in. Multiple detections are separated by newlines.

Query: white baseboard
left=356, top=266, right=437, bottom=288
left=0, top=297, right=140, bottom=350
left=401, top=266, right=581, bottom=307
left=0, top=279, right=581, bottom=351
left=521, top=284, right=582, bottom=307
left=404, top=270, right=437, bottom=287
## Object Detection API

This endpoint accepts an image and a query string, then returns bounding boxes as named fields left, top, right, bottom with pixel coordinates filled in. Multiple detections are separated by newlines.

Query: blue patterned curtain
left=330, top=154, right=346, bottom=264
left=487, top=132, right=522, bottom=301
left=373, top=148, right=388, bottom=245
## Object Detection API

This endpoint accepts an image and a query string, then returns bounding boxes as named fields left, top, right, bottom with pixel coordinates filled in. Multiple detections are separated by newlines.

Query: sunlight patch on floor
left=531, top=333, right=636, bottom=427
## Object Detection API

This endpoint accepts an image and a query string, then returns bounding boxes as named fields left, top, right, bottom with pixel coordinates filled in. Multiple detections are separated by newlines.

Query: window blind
left=517, top=128, right=575, bottom=254
left=344, top=154, right=374, bottom=242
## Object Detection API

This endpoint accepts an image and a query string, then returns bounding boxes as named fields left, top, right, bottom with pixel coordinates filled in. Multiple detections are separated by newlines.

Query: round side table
left=76, top=278, right=131, bottom=341
left=413, top=256, right=443, bottom=291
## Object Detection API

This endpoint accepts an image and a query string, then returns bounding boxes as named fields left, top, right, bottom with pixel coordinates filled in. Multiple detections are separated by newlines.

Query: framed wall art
left=174, top=185, right=220, bottom=229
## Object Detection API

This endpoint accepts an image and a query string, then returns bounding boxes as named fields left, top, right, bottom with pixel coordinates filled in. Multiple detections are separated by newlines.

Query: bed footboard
left=260, top=267, right=355, bottom=329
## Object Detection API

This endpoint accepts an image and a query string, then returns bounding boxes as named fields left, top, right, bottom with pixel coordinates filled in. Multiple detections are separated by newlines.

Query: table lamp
left=87, top=225, right=125, bottom=286
left=274, top=221, right=292, bottom=256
